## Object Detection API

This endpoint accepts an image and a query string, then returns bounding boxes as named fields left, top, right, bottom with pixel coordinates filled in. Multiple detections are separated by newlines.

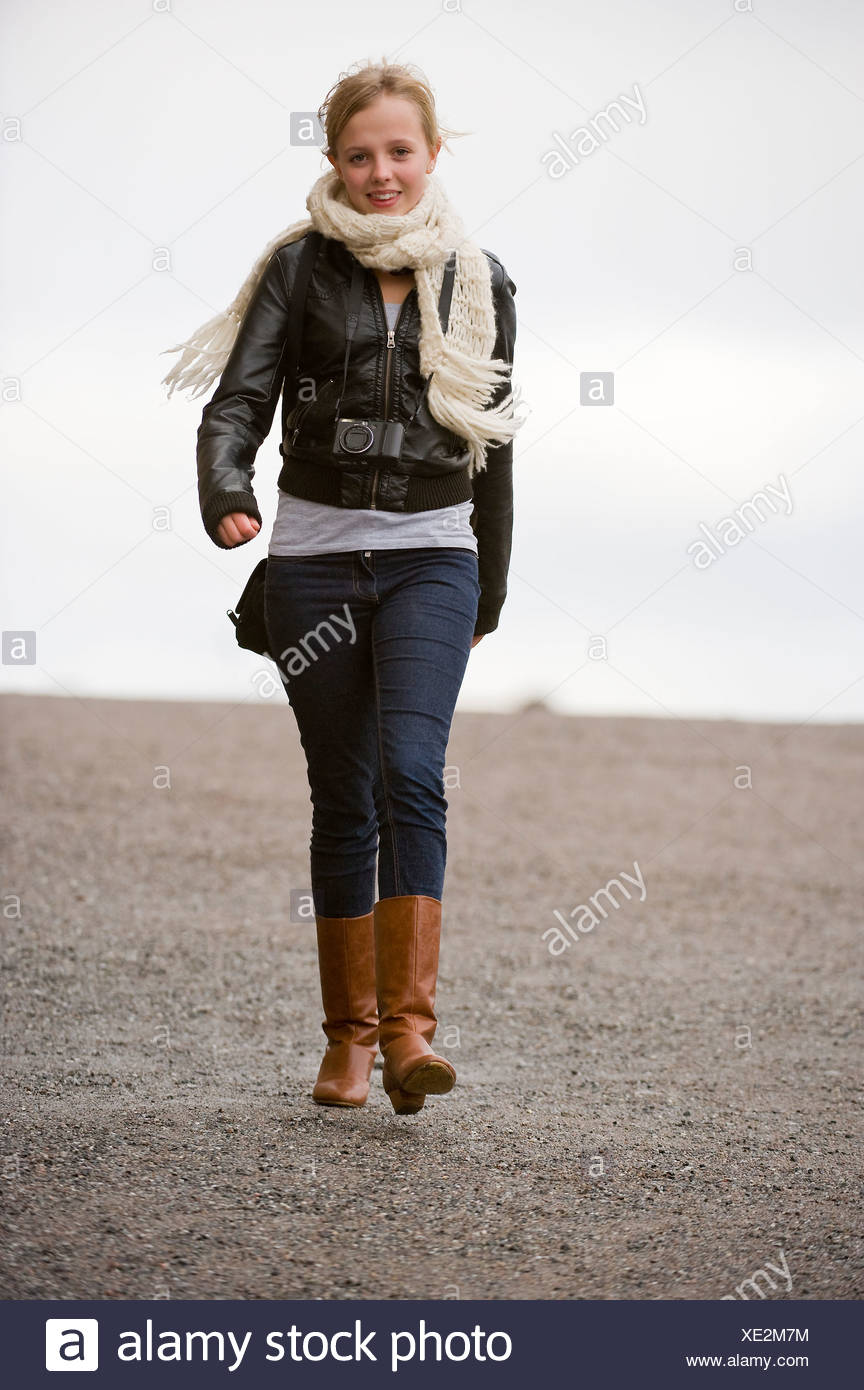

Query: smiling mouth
left=368, top=191, right=400, bottom=204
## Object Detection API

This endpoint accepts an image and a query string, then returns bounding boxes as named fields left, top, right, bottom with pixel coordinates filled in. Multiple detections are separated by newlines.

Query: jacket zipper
left=369, top=275, right=412, bottom=510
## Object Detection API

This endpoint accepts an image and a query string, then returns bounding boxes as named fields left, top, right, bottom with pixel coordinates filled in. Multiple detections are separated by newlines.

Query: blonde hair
left=318, top=56, right=468, bottom=163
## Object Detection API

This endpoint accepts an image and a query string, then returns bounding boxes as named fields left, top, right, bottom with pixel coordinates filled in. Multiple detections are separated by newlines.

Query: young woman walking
left=162, top=59, right=521, bottom=1115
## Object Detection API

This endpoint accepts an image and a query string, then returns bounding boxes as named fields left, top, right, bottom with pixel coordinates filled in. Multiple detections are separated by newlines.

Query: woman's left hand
left=470, top=634, right=484, bottom=649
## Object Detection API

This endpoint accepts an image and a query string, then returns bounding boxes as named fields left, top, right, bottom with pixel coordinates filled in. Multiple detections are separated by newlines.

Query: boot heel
left=383, top=1069, right=426, bottom=1115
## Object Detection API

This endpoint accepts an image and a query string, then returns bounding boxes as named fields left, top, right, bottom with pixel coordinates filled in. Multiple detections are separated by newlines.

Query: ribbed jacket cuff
left=201, top=490, right=262, bottom=548
left=474, top=603, right=503, bottom=637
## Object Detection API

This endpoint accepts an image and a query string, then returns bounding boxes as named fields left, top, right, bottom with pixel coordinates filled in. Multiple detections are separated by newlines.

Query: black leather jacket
left=196, top=232, right=517, bottom=635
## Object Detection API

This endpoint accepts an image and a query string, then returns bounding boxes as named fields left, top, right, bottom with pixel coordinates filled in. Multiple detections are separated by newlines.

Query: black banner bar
left=3, top=1297, right=856, bottom=1387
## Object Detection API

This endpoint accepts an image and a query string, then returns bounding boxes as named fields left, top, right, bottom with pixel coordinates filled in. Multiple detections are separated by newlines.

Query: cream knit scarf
left=160, top=168, right=524, bottom=477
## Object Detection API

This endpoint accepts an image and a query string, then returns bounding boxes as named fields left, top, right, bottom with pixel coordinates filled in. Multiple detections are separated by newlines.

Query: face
left=327, top=93, right=442, bottom=215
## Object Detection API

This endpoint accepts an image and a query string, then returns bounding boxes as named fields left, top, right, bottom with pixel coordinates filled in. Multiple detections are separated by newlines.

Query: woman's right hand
left=216, top=512, right=261, bottom=547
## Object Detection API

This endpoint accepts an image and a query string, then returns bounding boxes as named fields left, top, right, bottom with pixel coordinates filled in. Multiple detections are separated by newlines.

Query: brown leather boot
left=373, top=894, right=456, bottom=1115
left=311, top=911, right=378, bottom=1107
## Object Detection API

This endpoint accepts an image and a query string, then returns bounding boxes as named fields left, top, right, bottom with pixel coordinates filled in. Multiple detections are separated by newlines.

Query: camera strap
left=333, top=257, right=366, bottom=418
left=334, top=250, right=458, bottom=421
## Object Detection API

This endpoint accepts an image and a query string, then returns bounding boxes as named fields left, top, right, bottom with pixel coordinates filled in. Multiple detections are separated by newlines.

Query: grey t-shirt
left=268, top=299, right=478, bottom=557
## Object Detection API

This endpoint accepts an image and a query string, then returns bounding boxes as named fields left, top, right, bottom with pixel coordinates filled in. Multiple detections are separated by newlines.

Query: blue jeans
left=264, top=547, right=481, bottom=917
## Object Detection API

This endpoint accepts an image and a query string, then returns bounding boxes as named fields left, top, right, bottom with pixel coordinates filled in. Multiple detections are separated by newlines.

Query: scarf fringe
left=159, top=309, right=242, bottom=400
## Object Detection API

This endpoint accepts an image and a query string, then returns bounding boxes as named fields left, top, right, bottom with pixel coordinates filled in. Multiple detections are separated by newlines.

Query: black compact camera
left=332, top=417, right=405, bottom=462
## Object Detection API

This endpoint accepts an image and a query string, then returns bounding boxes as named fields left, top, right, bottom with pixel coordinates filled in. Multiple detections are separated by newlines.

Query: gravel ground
left=1, top=691, right=861, bottom=1300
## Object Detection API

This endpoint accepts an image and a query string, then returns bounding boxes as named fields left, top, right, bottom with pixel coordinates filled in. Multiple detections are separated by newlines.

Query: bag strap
left=437, top=249, right=457, bottom=333
left=279, top=229, right=324, bottom=438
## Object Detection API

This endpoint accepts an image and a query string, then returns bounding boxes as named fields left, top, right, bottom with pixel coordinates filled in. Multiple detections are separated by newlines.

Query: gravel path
left=1, top=692, right=861, bottom=1299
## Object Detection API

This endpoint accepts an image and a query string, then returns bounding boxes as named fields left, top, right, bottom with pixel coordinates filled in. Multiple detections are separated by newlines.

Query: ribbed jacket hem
left=276, top=452, right=473, bottom=512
